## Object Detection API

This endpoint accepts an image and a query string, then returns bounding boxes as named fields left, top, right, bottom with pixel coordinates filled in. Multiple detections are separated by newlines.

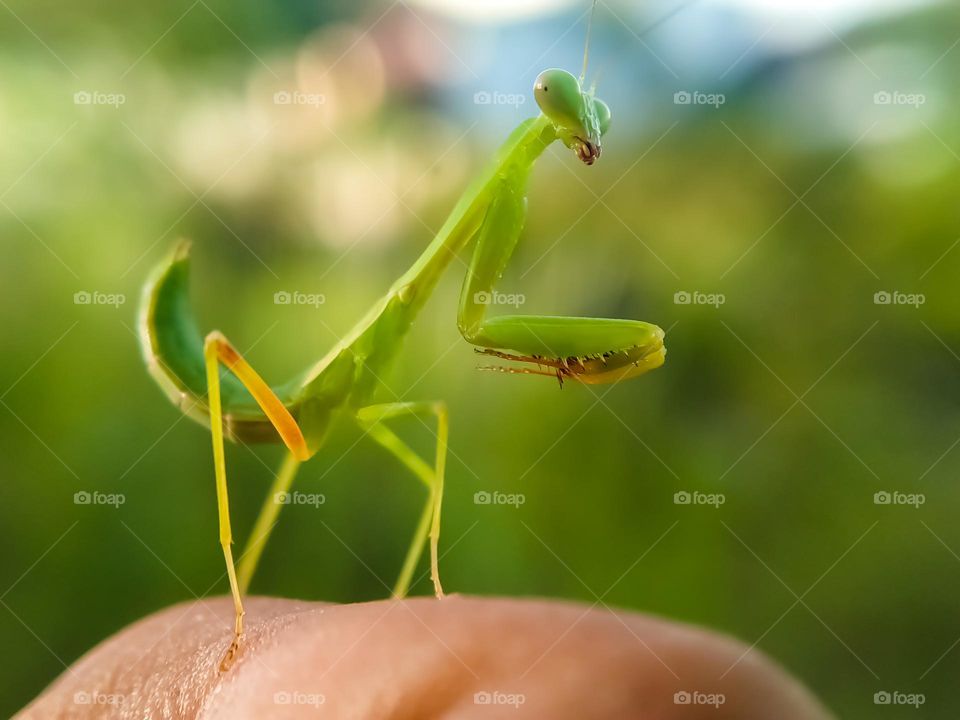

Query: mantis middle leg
left=236, top=449, right=302, bottom=595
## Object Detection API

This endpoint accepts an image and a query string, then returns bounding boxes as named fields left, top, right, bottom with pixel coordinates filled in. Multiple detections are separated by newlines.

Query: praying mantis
left=138, top=9, right=666, bottom=673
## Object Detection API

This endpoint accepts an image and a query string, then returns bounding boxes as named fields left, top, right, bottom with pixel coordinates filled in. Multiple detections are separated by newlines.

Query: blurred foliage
left=2, top=0, right=960, bottom=716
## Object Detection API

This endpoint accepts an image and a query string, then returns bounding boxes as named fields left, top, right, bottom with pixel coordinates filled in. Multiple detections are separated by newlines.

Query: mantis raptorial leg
left=456, top=176, right=665, bottom=384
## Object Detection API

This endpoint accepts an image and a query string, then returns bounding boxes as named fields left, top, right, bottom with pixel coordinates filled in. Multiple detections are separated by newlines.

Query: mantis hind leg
left=356, top=401, right=448, bottom=599
left=203, top=331, right=310, bottom=672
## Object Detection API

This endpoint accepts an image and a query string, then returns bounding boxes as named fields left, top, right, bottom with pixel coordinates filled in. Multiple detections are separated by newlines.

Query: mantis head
left=534, top=68, right=610, bottom=165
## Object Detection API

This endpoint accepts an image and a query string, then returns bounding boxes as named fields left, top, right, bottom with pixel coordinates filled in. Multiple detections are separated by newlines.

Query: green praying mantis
left=138, top=8, right=666, bottom=673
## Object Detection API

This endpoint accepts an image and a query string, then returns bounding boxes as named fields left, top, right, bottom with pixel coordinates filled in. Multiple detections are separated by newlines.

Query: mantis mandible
left=138, top=10, right=666, bottom=672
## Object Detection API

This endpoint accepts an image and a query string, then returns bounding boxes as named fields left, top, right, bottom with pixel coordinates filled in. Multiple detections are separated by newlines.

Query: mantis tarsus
left=138, top=21, right=666, bottom=672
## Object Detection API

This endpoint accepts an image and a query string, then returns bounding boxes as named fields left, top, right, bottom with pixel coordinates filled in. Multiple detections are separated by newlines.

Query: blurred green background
left=2, top=0, right=960, bottom=716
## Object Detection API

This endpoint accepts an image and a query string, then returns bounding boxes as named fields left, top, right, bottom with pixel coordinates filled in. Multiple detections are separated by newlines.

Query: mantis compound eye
left=594, top=98, right=611, bottom=136
left=534, top=68, right=585, bottom=133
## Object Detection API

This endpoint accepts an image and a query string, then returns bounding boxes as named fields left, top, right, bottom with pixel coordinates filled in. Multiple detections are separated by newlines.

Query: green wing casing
left=138, top=241, right=306, bottom=444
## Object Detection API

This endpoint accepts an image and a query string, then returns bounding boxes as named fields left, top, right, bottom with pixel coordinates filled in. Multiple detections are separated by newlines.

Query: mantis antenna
left=580, top=0, right=598, bottom=85
left=589, top=67, right=603, bottom=97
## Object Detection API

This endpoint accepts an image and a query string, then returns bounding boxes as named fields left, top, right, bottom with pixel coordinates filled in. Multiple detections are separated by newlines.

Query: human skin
left=18, top=595, right=833, bottom=719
